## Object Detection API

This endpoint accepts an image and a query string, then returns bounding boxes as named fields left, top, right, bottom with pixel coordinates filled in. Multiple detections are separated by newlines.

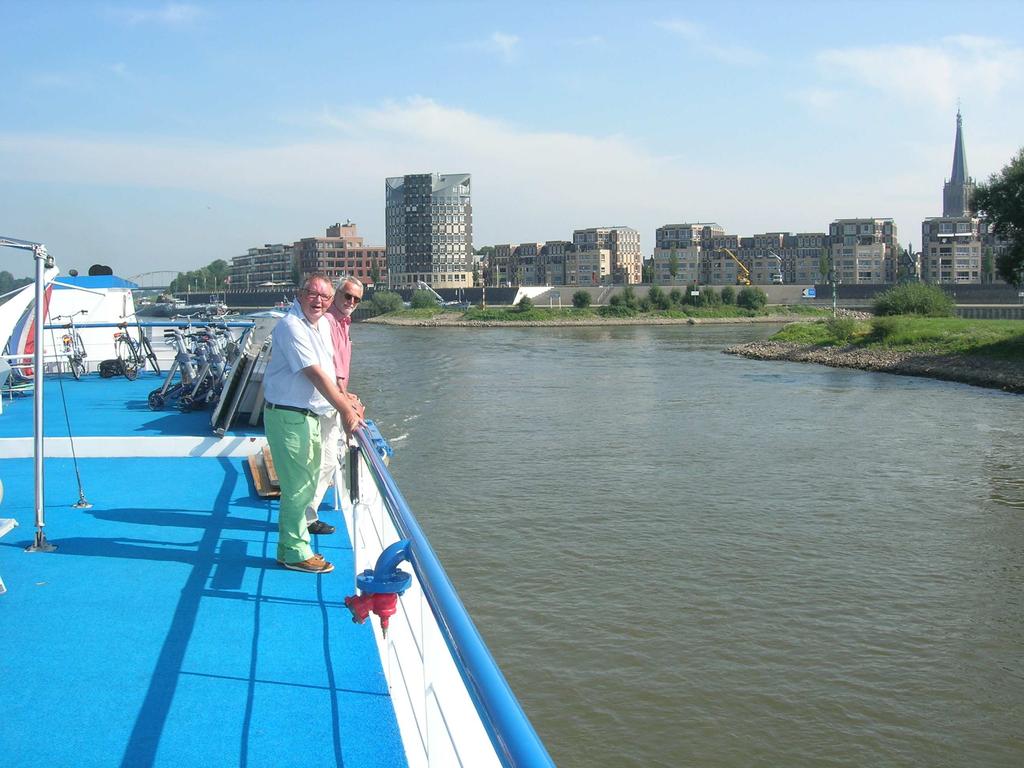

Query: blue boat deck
left=0, top=373, right=406, bottom=768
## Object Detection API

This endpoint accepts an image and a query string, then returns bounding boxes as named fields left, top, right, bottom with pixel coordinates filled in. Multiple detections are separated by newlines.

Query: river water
left=352, top=322, right=1023, bottom=768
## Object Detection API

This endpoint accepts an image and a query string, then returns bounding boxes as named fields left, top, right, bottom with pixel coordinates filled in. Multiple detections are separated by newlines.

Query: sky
left=2, top=1, right=1024, bottom=280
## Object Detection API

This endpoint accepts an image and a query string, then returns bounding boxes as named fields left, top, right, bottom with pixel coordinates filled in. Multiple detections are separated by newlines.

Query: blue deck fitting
left=355, top=539, right=412, bottom=595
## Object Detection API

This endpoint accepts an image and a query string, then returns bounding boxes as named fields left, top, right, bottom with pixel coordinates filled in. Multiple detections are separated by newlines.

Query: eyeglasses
left=303, top=290, right=333, bottom=302
left=342, top=292, right=361, bottom=304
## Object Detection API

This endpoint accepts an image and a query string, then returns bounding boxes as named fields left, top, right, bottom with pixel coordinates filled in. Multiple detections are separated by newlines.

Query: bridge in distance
left=127, top=271, right=178, bottom=290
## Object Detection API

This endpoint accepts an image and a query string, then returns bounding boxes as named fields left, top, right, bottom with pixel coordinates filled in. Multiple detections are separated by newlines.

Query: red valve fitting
left=344, top=592, right=400, bottom=638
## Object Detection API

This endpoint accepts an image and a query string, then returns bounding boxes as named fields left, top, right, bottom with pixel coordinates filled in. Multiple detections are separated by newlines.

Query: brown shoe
left=280, top=554, right=334, bottom=573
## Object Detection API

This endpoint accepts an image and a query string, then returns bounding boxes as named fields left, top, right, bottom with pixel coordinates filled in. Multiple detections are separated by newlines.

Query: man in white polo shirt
left=262, top=273, right=363, bottom=573
left=304, top=276, right=365, bottom=535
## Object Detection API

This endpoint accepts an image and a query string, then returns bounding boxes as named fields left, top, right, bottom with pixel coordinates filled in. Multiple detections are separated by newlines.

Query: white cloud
left=0, top=96, right=998, bottom=272
left=0, top=98, right=699, bottom=264
left=465, top=32, right=521, bottom=63
left=789, top=87, right=842, bottom=112
left=568, top=35, right=605, bottom=47
left=26, top=64, right=133, bottom=92
left=27, top=72, right=83, bottom=89
left=491, top=32, right=520, bottom=62
left=817, top=36, right=1024, bottom=110
left=656, top=19, right=763, bottom=65
left=110, top=3, right=205, bottom=26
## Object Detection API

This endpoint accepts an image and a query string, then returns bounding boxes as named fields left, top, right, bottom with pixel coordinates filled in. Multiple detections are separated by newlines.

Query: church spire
left=950, top=109, right=968, bottom=186
left=943, top=108, right=974, bottom=217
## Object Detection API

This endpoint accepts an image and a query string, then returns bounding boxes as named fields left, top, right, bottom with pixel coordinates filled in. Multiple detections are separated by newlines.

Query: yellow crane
left=719, top=248, right=751, bottom=285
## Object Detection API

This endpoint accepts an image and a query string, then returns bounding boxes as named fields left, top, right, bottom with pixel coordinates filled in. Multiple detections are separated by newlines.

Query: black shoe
left=307, top=520, right=336, bottom=535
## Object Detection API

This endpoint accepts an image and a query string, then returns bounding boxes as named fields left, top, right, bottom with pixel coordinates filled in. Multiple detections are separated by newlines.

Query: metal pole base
left=25, top=529, right=57, bottom=553
left=73, top=492, right=92, bottom=509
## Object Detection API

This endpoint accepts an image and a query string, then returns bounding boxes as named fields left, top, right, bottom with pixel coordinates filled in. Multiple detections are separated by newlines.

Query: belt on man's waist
left=265, top=402, right=316, bottom=418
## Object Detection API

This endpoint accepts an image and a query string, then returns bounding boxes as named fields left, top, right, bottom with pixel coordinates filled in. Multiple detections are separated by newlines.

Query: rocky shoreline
left=725, top=341, right=1024, bottom=394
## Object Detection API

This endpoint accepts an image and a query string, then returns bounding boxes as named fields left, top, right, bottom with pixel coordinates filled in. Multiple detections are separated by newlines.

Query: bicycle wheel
left=72, top=333, right=87, bottom=379
left=117, top=336, right=141, bottom=380
left=138, top=329, right=161, bottom=375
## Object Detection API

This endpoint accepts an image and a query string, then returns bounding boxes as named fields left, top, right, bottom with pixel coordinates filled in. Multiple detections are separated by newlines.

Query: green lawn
left=772, top=316, right=1024, bottom=360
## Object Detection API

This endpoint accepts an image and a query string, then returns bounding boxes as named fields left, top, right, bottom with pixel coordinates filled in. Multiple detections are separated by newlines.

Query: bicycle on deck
left=52, top=310, right=88, bottom=380
left=111, top=321, right=162, bottom=381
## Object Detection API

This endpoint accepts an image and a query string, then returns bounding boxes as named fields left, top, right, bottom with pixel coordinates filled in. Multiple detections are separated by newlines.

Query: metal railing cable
left=352, top=427, right=555, bottom=768
left=43, top=316, right=91, bottom=509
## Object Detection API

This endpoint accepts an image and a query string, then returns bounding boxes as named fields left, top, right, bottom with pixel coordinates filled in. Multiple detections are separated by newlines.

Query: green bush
left=668, top=288, right=684, bottom=306
left=365, top=290, right=404, bottom=316
left=867, top=316, right=903, bottom=343
left=620, top=285, right=640, bottom=310
left=410, top=290, right=439, bottom=309
left=572, top=290, right=591, bottom=308
left=736, top=286, right=768, bottom=310
left=681, top=284, right=701, bottom=306
left=598, top=303, right=638, bottom=318
left=696, top=287, right=721, bottom=308
left=873, top=283, right=955, bottom=317
left=517, top=295, right=534, bottom=312
left=720, top=286, right=736, bottom=305
left=826, top=316, right=858, bottom=343
left=647, top=285, right=671, bottom=310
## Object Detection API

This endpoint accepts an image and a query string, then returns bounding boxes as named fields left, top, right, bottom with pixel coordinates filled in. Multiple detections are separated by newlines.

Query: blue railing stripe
left=353, top=427, right=555, bottom=768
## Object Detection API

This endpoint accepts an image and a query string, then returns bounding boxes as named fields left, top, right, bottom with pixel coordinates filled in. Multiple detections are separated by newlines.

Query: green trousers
left=264, top=407, right=322, bottom=564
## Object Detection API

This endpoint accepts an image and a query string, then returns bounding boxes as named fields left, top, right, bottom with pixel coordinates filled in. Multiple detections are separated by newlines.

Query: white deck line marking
left=0, top=435, right=267, bottom=459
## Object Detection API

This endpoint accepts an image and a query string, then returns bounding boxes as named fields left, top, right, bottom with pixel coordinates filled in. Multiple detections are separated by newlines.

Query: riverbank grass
left=772, top=317, right=1024, bottom=360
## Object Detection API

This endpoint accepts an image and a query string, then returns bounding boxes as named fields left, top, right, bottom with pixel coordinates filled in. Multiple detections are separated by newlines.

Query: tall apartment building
left=294, top=222, right=386, bottom=287
left=737, top=232, right=827, bottom=284
left=538, top=241, right=572, bottom=286
left=652, top=223, right=745, bottom=285
left=489, top=241, right=574, bottom=286
left=572, top=226, right=642, bottom=284
left=790, top=233, right=830, bottom=284
left=490, top=243, right=518, bottom=286
left=651, top=223, right=721, bottom=285
left=229, top=243, right=295, bottom=289
left=652, top=223, right=831, bottom=286
left=566, top=247, right=610, bottom=286
left=921, top=217, right=983, bottom=284
left=701, top=236, right=745, bottom=285
left=385, top=173, right=474, bottom=288
left=828, top=218, right=899, bottom=284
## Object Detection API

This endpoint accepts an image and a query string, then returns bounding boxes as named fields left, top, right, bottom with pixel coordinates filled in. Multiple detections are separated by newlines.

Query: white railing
left=341, top=429, right=554, bottom=768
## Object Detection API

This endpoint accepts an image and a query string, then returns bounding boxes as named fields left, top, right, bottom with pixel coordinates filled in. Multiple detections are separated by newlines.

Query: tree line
left=0, top=271, right=33, bottom=303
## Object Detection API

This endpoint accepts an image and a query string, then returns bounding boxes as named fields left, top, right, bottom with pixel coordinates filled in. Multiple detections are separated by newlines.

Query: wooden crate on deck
left=247, top=445, right=281, bottom=498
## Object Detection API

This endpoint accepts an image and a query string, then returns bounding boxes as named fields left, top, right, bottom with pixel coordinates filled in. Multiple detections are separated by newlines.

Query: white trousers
left=305, top=412, right=342, bottom=523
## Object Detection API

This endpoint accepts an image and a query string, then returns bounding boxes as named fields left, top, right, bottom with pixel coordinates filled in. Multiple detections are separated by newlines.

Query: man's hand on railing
left=341, top=406, right=366, bottom=436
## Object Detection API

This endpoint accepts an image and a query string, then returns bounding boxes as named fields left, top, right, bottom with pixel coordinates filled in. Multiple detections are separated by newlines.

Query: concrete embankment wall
left=181, top=283, right=1023, bottom=317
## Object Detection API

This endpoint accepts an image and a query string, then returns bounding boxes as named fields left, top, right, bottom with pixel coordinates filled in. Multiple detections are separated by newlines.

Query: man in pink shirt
left=305, top=277, right=364, bottom=534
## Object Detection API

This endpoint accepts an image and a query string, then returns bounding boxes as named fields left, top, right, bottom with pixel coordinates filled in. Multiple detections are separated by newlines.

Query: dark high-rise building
left=385, top=172, right=473, bottom=288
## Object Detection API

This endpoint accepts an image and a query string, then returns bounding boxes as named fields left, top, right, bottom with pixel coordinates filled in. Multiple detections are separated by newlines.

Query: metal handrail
left=352, top=427, right=555, bottom=768
left=41, top=321, right=256, bottom=330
